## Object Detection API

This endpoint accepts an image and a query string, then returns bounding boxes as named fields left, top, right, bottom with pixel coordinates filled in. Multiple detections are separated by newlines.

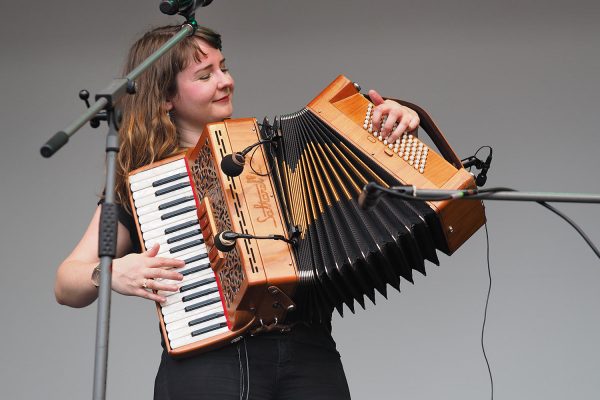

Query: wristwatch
left=91, top=264, right=101, bottom=288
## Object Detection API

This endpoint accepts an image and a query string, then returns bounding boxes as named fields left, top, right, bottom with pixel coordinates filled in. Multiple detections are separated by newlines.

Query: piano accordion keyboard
left=128, top=157, right=230, bottom=350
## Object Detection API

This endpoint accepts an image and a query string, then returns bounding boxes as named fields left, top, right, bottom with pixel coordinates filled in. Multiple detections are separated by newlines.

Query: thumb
left=368, top=89, right=385, bottom=106
left=145, top=243, right=160, bottom=257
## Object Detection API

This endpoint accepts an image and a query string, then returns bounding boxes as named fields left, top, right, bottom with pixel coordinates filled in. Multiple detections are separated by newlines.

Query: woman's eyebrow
left=194, top=58, right=226, bottom=75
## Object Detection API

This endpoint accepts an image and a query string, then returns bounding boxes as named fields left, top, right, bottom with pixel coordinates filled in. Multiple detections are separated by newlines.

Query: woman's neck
left=177, top=126, right=203, bottom=148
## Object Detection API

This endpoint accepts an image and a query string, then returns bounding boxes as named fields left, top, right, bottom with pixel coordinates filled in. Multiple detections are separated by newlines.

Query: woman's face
left=167, top=39, right=234, bottom=133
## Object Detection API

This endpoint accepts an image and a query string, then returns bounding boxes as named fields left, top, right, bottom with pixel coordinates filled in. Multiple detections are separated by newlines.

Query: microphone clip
left=461, top=147, right=493, bottom=187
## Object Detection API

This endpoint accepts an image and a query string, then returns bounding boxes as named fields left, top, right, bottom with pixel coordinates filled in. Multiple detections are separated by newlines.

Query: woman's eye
left=198, top=74, right=211, bottom=81
left=221, top=67, right=229, bottom=73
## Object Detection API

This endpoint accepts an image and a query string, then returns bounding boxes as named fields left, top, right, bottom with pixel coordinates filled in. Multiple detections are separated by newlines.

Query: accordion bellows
left=128, top=75, right=485, bottom=355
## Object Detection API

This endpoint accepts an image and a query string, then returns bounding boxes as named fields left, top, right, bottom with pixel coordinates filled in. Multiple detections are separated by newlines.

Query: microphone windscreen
left=220, top=154, right=245, bottom=177
left=214, top=231, right=236, bottom=252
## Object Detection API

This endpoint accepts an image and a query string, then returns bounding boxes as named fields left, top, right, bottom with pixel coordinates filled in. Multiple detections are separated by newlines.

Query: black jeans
left=154, top=323, right=351, bottom=400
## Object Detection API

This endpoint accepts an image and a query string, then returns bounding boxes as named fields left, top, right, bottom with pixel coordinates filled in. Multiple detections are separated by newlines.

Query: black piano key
left=183, top=253, right=209, bottom=265
left=165, top=219, right=198, bottom=235
left=182, top=263, right=211, bottom=276
left=180, top=277, right=216, bottom=293
left=155, top=181, right=190, bottom=197
left=182, top=286, right=219, bottom=302
left=170, top=239, right=205, bottom=254
left=184, top=297, right=221, bottom=312
left=161, top=205, right=197, bottom=221
left=167, top=229, right=202, bottom=244
left=158, top=195, right=195, bottom=211
left=191, top=322, right=228, bottom=337
left=188, top=312, right=224, bottom=327
left=152, top=172, right=189, bottom=187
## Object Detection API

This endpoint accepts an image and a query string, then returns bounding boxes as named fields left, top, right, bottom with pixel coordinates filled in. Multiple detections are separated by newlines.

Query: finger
left=368, top=89, right=385, bottom=106
left=372, top=104, right=394, bottom=135
left=389, top=123, right=406, bottom=144
left=145, top=243, right=160, bottom=257
left=381, top=111, right=400, bottom=140
left=135, top=287, right=166, bottom=303
left=407, top=115, right=420, bottom=131
left=145, top=278, right=180, bottom=293
left=387, top=111, right=412, bottom=142
left=149, top=257, right=186, bottom=270
left=146, top=267, right=184, bottom=281
left=393, top=112, right=414, bottom=140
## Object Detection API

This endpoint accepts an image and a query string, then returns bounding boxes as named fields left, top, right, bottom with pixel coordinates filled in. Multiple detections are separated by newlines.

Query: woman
left=55, top=24, right=420, bottom=399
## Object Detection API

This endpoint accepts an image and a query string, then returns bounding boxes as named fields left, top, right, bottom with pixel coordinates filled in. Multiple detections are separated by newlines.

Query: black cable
left=481, top=222, right=494, bottom=400
left=461, top=145, right=493, bottom=172
left=248, top=142, right=273, bottom=177
left=375, top=184, right=600, bottom=259
left=537, top=201, right=600, bottom=259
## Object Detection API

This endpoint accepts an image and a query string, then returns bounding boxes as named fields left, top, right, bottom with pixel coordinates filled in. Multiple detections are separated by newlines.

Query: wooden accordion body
left=127, top=75, right=485, bottom=356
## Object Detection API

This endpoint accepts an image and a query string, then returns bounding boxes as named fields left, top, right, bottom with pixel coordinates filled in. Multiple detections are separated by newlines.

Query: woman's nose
left=217, top=71, right=234, bottom=90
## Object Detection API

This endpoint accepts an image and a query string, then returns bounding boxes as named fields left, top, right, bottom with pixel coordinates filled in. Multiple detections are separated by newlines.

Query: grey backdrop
left=1, top=1, right=599, bottom=399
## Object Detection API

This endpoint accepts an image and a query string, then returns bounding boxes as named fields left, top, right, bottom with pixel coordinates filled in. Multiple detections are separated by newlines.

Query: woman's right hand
left=111, top=243, right=185, bottom=303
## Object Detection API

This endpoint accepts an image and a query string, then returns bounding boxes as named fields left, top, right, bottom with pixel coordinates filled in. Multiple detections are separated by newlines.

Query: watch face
left=92, top=265, right=101, bottom=287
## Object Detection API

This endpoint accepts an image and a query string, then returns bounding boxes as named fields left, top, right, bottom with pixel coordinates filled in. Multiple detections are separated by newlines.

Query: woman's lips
left=214, top=95, right=230, bottom=103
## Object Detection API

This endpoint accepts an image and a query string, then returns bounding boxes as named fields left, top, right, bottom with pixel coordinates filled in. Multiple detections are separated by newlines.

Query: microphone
left=214, top=231, right=238, bottom=252
left=220, top=139, right=277, bottom=177
left=214, top=230, right=293, bottom=252
left=159, top=0, right=213, bottom=16
left=462, top=148, right=493, bottom=187
left=220, top=152, right=247, bottom=177
left=358, top=182, right=384, bottom=210
left=476, top=151, right=492, bottom=187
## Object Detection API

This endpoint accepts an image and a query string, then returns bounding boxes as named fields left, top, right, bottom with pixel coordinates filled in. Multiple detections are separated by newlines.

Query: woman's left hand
left=369, top=89, right=420, bottom=143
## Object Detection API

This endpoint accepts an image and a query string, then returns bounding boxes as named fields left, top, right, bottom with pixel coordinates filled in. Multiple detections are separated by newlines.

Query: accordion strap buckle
left=249, top=286, right=297, bottom=335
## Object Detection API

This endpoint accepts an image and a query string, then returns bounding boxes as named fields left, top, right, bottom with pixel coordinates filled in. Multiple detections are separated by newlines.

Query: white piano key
left=142, top=215, right=198, bottom=241
left=134, top=186, right=193, bottom=208
left=161, top=287, right=220, bottom=315
left=157, top=243, right=207, bottom=260
left=177, top=256, right=211, bottom=272
left=165, top=308, right=225, bottom=333
left=169, top=326, right=230, bottom=349
left=168, top=316, right=227, bottom=340
left=133, top=177, right=190, bottom=200
left=130, top=167, right=188, bottom=192
left=138, top=199, right=197, bottom=224
left=160, top=277, right=217, bottom=304
left=160, top=282, right=219, bottom=308
left=157, top=267, right=214, bottom=295
left=129, top=159, right=186, bottom=184
left=162, top=298, right=224, bottom=325
left=145, top=223, right=202, bottom=247
left=155, top=238, right=205, bottom=257
left=136, top=191, right=196, bottom=217
left=140, top=209, right=197, bottom=233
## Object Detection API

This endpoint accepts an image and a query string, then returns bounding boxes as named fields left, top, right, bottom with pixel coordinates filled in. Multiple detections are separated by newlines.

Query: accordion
left=127, top=75, right=485, bottom=356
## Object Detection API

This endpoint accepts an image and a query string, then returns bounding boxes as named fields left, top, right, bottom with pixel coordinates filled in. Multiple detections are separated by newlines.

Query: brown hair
left=114, top=25, right=222, bottom=212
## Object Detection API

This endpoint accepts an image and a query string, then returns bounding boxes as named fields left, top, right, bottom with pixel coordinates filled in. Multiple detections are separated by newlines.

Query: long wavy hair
left=113, top=25, right=222, bottom=212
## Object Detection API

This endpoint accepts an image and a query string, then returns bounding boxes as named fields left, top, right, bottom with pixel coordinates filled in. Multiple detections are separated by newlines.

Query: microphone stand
left=40, top=16, right=200, bottom=400
left=361, top=183, right=600, bottom=258
left=384, top=186, right=600, bottom=203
